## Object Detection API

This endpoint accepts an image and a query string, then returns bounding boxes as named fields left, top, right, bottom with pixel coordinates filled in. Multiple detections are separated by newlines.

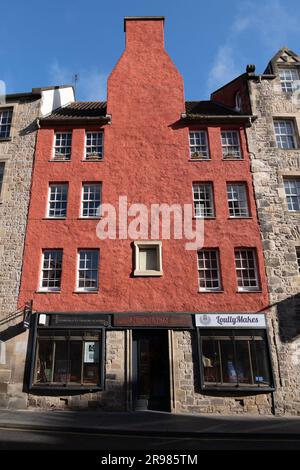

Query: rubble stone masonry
left=0, top=97, right=40, bottom=408
left=247, top=75, right=300, bottom=415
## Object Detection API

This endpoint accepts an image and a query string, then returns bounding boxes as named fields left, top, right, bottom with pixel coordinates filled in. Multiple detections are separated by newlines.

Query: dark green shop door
left=132, top=330, right=170, bottom=412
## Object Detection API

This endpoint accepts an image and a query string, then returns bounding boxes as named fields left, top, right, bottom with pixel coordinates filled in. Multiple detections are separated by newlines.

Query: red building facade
left=18, top=18, right=275, bottom=414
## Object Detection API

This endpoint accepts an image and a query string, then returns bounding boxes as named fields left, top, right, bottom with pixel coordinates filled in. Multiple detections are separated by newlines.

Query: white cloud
left=79, top=70, right=107, bottom=101
left=207, top=0, right=300, bottom=93
left=232, top=16, right=250, bottom=34
left=232, top=0, right=299, bottom=46
left=49, top=61, right=71, bottom=86
left=48, top=61, right=107, bottom=101
left=207, top=46, right=239, bottom=90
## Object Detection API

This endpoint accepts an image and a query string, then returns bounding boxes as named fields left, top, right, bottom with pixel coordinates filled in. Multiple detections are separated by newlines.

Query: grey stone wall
left=247, top=76, right=300, bottom=415
left=0, top=98, right=40, bottom=406
left=0, top=98, right=40, bottom=319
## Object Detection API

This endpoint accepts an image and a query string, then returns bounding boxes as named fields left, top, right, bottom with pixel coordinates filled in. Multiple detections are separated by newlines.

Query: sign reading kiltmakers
left=195, top=313, right=266, bottom=328
left=113, top=313, right=193, bottom=328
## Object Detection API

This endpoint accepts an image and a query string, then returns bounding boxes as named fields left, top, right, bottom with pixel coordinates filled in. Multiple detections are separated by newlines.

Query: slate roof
left=41, top=99, right=248, bottom=124
left=44, top=101, right=107, bottom=120
left=185, top=101, right=241, bottom=116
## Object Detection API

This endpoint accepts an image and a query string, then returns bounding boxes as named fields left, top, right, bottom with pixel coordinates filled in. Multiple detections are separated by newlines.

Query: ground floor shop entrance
left=132, top=330, right=170, bottom=412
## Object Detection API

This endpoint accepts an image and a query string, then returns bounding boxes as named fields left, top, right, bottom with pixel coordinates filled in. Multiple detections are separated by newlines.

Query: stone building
left=0, top=86, right=74, bottom=408
left=212, top=47, right=300, bottom=415
left=16, top=17, right=276, bottom=415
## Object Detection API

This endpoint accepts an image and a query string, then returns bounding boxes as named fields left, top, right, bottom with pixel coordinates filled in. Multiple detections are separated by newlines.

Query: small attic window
left=235, top=92, right=243, bottom=112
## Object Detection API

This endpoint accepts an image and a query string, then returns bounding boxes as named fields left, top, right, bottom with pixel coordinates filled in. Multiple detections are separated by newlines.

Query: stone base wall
left=268, top=307, right=300, bottom=416
left=0, top=330, right=29, bottom=409
left=1, top=326, right=298, bottom=415
left=172, top=330, right=274, bottom=416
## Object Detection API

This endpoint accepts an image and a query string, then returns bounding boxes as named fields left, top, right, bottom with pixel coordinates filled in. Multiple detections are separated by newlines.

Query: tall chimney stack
left=124, top=16, right=165, bottom=51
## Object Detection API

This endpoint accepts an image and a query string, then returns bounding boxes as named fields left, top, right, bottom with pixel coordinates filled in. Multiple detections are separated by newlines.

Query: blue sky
left=1, top=0, right=300, bottom=101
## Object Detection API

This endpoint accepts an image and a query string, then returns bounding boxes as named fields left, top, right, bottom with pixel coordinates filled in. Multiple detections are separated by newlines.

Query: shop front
left=29, top=313, right=110, bottom=392
left=26, top=312, right=275, bottom=415
left=27, top=312, right=194, bottom=412
left=195, top=313, right=275, bottom=394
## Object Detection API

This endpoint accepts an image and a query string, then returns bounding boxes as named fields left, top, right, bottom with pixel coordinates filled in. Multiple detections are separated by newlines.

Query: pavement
left=0, top=408, right=300, bottom=439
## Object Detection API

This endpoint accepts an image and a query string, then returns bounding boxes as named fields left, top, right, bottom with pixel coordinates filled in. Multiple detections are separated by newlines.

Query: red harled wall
left=18, top=18, right=268, bottom=313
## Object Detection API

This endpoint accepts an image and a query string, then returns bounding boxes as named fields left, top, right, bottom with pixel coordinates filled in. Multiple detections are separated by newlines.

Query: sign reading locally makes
left=195, top=313, right=266, bottom=328
left=113, top=314, right=193, bottom=328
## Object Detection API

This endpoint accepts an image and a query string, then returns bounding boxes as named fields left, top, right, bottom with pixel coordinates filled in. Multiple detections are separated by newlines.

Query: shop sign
left=195, top=313, right=266, bottom=328
left=114, top=314, right=193, bottom=328
left=50, top=313, right=110, bottom=327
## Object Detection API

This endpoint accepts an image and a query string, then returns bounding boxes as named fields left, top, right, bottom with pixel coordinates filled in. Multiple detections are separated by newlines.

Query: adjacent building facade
left=0, top=86, right=74, bottom=408
left=15, top=17, right=277, bottom=414
left=212, top=47, right=300, bottom=415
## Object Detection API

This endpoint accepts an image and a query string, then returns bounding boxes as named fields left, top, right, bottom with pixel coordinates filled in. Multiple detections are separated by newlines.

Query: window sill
left=36, top=290, right=61, bottom=294
left=133, top=270, right=163, bottom=277
left=189, top=158, right=210, bottom=162
left=0, top=137, right=11, bottom=142
left=201, top=385, right=275, bottom=393
left=198, top=290, right=224, bottom=293
left=193, top=216, right=216, bottom=220
left=30, top=384, right=103, bottom=392
left=81, top=159, right=103, bottom=162
left=73, top=290, right=99, bottom=294
left=48, top=159, right=71, bottom=162
left=77, top=217, right=102, bottom=220
left=222, top=157, right=243, bottom=161
left=228, top=216, right=253, bottom=220
left=236, top=289, right=262, bottom=293
left=43, top=217, right=67, bottom=220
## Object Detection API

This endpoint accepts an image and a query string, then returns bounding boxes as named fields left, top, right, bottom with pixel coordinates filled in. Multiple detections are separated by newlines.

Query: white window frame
left=189, top=131, right=210, bottom=160
left=40, top=249, right=63, bottom=292
left=274, top=120, right=297, bottom=149
left=47, top=183, right=68, bottom=218
left=235, top=249, right=260, bottom=292
left=197, top=249, right=222, bottom=292
left=134, top=241, right=163, bottom=276
left=81, top=183, right=102, bottom=218
left=77, top=249, right=99, bottom=292
left=193, top=183, right=215, bottom=218
left=85, top=131, right=103, bottom=160
left=53, top=132, right=72, bottom=160
left=279, top=68, right=300, bottom=93
left=296, top=247, right=300, bottom=274
left=227, top=183, right=249, bottom=218
left=284, top=178, right=300, bottom=211
left=0, top=108, right=12, bottom=139
left=221, top=131, right=242, bottom=159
